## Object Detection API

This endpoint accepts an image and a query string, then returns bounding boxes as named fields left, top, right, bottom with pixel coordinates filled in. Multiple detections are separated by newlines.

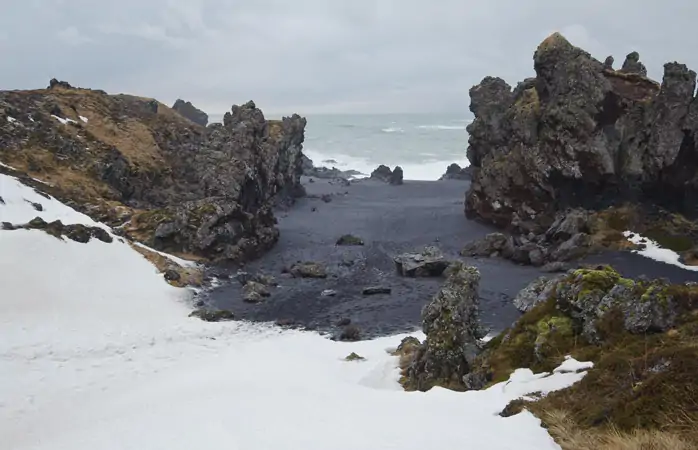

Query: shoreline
left=202, top=176, right=698, bottom=340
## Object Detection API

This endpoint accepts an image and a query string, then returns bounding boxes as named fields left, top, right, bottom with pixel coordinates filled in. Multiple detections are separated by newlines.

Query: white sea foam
left=381, top=127, right=404, bottom=133
left=416, top=124, right=468, bottom=130
left=303, top=148, right=470, bottom=181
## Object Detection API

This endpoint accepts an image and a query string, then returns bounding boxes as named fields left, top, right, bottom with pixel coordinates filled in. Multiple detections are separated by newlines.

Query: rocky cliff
left=0, top=80, right=306, bottom=262
left=172, top=99, right=209, bottom=126
left=465, top=33, right=698, bottom=239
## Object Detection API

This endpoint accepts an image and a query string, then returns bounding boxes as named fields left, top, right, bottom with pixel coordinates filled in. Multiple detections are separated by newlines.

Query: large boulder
left=464, top=33, right=698, bottom=233
left=171, top=99, right=209, bottom=126
left=394, top=246, right=450, bottom=277
left=403, top=262, right=486, bottom=391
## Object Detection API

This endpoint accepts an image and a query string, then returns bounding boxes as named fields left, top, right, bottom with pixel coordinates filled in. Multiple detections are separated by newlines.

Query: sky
left=1, top=1, right=697, bottom=115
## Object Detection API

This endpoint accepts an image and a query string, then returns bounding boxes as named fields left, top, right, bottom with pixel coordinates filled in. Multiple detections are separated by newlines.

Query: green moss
left=345, top=352, right=366, bottom=362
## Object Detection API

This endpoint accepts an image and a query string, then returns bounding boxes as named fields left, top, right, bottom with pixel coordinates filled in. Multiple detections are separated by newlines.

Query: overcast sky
left=1, top=1, right=697, bottom=115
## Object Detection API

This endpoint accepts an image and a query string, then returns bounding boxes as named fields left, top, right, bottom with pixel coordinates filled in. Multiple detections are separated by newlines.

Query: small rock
left=362, top=286, right=391, bottom=296
left=311, top=207, right=317, bottom=212
left=164, top=269, right=181, bottom=281
left=345, top=352, right=366, bottom=362
left=275, top=318, right=296, bottom=327
left=337, top=318, right=351, bottom=326
left=338, top=324, right=361, bottom=342
left=336, top=234, right=364, bottom=246
left=29, top=201, right=43, bottom=212
left=0, top=195, right=4, bottom=204
left=321, top=194, right=332, bottom=203
left=289, top=261, right=327, bottom=278
left=541, top=261, right=569, bottom=273
left=1, top=222, right=15, bottom=230
left=243, top=281, right=271, bottom=303
left=321, top=289, right=337, bottom=297
left=189, top=309, right=235, bottom=322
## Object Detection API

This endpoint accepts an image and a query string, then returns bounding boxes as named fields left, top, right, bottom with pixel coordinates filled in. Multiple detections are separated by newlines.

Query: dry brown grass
left=129, top=243, right=203, bottom=288
left=540, top=409, right=697, bottom=450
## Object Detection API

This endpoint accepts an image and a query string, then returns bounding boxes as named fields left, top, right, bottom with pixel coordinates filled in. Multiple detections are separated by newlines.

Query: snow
left=0, top=173, right=109, bottom=229
left=624, top=231, right=698, bottom=272
left=554, top=355, right=595, bottom=373
left=79, top=115, right=89, bottom=123
left=133, top=241, right=199, bottom=268
left=51, top=114, right=78, bottom=125
left=0, top=161, right=17, bottom=170
left=0, top=174, right=593, bottom=450
left=7, top=116, right=17, bottom=123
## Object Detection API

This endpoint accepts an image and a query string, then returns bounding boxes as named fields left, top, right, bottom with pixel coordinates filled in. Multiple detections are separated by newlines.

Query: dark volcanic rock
left=464, top=32, right=698, bottom=238
left=603, top=55, right=614, bottom=70
left=390, top=166, right=404, bottom=185
left=394, top=246, right=450, bottom=277
left=288, top=261, right=327, bottom=279
left=48, top=79, right=73, bottom=89
left=0, top=89, right=307, bottom=264
left=370, top=165, right=393, bottom=182
left=362, top=286, right=392, bottom=296
left=404, top=262, right=486, bottom=391
left=336, top=234, right=364, bottom=246
left=619, top=51, right=648, bottom=76
left=439, top=163, right=473, bottom=180
left=171, top=99, right=209, bottom=126
left=189, top=309, right=235, bottom=322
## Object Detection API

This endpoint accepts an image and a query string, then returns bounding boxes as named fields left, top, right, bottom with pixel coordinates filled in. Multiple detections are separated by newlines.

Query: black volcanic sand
left=205, top=177, right=698, bottom=340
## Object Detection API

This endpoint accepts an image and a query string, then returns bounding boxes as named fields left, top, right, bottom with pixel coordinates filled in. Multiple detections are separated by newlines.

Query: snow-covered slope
left=0, top=172, right=590, bottom=450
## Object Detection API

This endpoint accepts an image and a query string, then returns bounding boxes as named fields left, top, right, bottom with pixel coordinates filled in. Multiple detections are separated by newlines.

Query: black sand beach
left=205, top=177, right=698, bottom=339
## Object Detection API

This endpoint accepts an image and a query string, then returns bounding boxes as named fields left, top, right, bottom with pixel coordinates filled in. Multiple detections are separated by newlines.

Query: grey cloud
left=1, top=0, right=697, bottom=115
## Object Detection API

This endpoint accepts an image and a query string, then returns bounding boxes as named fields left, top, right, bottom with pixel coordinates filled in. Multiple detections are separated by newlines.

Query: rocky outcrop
left=171, top=99, right=209, bottom=126
left=0, top=83, right=307, bottom=263
left=464, top=33, right=698, bottom=240
left=439, top=163, right=473, bottom=180
left=402, top=262, right=486, bottom=391
left=370, top=165, right=404, bottom=185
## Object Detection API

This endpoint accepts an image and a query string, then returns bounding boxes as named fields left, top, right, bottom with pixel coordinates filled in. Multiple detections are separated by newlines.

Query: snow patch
left=624, top=231, right=698, bottom=272
left=79, top=115, right=89, bottom=123
left=0, top=173, right=108, bottom=229
left=7, top=116, right=17, bottom=123
left=1, top=172, right=591, bottom=449
left=51, top=115, right=78, bottom=125
left=133, top=241, right=198, bottom=268
left=554, top=355, right=595, bottom=373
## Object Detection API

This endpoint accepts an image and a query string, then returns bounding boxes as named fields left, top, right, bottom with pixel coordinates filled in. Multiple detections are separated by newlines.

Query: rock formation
left=439, top=162, right=473, bottom=180
left=402, top=262, right=486, bottom=391
left=0, top=83, right=307, bottom=263
left=370, top=164, right=404, bottom=185
left=464, top=33, right=698, bottom=240
left=171, top=99, right=209, bottom=126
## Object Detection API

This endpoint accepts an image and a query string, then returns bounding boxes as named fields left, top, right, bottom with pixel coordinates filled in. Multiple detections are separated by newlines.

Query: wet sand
left=205, top=177, right=698, bottom=339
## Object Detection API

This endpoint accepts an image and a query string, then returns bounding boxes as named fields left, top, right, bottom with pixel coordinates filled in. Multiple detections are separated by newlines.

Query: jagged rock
left=0, top=89, right=307, bottom=264
left=48, top=78, right=73, bottom=89
left=390, top=166, right=404, bottom=185
left=336, top=234, right=364, bottom=246
left=394, top=246, right=450, bottom=277
left=362, top=286, right=391, bottom=296
left=404, top=262, right=486, bottom=391
left=171, top=99, right=209, bottom=126
left=464, top=33, right=698, bottom=237
left=461, top=232, right=509, bottom=257
left=163, top=269, right=181, bottom=282
left=288, top=261, right=327, bottom=278
left=439, top=163, right=473, bottom=180
left=189, top=309, right=235, bottom=322
left=243, top=281, right=271, bottom=303
left=321, top=289, right=337, bottom=297
left=556, top=266, right=680, bottom=342
left=603, top=55, right=614, bottom=70
left=21, top=217, right=113, bottom=244
left=370, top=165, right=393, bottom=182
left=619, top=51, right=648, bottom=76
left=513, top=275, right=565, bottom=313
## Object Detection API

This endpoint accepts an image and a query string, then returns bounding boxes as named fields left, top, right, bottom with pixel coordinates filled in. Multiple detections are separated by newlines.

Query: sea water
left=303, top=113, right=472, bottom=180
left=211, top=113, right=473, bottom=180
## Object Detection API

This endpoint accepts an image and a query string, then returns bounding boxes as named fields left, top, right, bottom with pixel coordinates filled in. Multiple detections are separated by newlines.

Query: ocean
left=212, top=113, right=473, bottom=180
